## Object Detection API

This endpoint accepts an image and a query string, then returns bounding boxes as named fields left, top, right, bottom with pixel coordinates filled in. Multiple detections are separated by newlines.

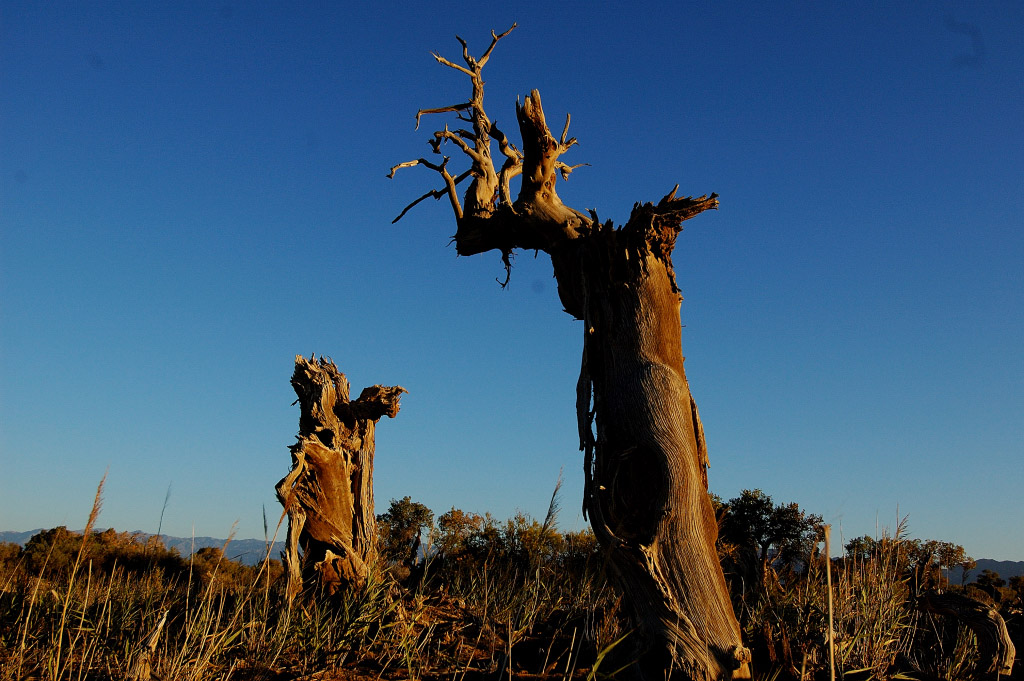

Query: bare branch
left=432, top=126, right=483, bottom=163
left=477, top=23, right=517, bottom=68
left=428, top=127, right=478, bottom=152
left=498, top=163, right=523, bottom=212
left=492, top=119, right=524, bottom=211
left=560, top=113, right=572, bottom=146
left=431, top=52, right=473, bottom=77
left=387, top=157, right=469, bottom=222
left=490, top=121, right=520, bottom=160
left=556, top=161, right=588, bottom=181
left=391, top=189, right=441, bottom=224
left=455, top=35, right=471, bottom=66
left=387, top=156, right=444, bottom=179
left=390, top=170, right=473, bottom=224
left=394, top=28, right=587, bottom=252
left=416, top=29, right=517, bottom=219
left=513, top=90, right=589, bottom=231
left=415, top=102, right=471, bottom=130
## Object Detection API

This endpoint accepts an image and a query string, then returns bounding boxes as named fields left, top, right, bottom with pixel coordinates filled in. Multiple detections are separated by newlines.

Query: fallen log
left=918, top=590, right=1015, bottom=677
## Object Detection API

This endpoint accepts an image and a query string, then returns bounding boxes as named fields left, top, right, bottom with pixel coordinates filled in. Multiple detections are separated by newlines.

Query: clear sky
left=2, top=2, right=1021, bottom=560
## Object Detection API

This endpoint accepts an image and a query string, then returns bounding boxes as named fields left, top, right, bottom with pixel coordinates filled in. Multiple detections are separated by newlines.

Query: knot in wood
left=727, top=644, right=752, bottom=669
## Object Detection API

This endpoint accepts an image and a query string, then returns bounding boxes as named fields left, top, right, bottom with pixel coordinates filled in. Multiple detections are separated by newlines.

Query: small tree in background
left=1008, top=575, right=1024, bottom=607
left=718, top=489, right=822, bottom=588
left=0, top=542, right=21, bottom=572
left=974, top=568, right=1015, bottom=605
left=959, top=556, right=978, bottom=586
left=845, top=535, right=878, bottom=561
left=436, top=507, right=487, bottom=562
left=23, top=526, right=80, bottom=576
left=905, top=539, right=972, bottom=591
left=377, top=496, right=433, bottom=568
left=977, top=569, right=1007, bottom=590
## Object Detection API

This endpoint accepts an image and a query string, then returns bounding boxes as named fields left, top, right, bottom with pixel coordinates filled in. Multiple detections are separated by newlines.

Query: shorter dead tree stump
left=275, top=355, right=405, bottom=602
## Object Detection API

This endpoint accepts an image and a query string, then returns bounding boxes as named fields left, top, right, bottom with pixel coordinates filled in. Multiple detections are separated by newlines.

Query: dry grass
left=0, top=482, right=621, bottom=681
left=2, top=485, right=1019, bottom=681
left=741, top=519, right=1014, bottom=680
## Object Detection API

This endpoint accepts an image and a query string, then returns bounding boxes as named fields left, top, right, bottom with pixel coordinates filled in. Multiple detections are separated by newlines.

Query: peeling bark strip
left=918, top=590, right=1016, bottom=677
left=391, top=27, right=750, bottom=680
left=275, top=355, right=405, bottom=602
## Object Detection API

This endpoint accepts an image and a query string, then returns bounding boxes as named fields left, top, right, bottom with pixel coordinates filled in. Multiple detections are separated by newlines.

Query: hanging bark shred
left=918, top=590, right=1015, bottom=677
left=275, top=355, right=405, bottom=602
left=390, top=26, right=750, bottom=680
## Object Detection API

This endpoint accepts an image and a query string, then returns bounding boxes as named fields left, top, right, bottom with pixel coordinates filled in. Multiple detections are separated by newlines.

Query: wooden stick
left=824, top=524, right=835, bottom=681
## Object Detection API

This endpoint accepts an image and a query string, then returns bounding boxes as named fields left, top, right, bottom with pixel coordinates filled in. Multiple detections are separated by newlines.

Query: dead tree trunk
left=275, top=355, right=405, bottom=603
left=390, top=27, right=750, bottom=680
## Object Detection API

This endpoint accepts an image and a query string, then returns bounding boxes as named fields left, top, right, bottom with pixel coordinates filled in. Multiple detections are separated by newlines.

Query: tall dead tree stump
left=390, top=26, right=750, bottom=680
left=275, top=355, right=405, bottom=602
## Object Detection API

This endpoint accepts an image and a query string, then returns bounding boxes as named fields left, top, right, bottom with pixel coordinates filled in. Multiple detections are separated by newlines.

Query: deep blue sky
left=2, top=2, right=1021, bottom=560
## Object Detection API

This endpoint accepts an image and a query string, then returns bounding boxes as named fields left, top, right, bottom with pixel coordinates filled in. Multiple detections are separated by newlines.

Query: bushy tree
left=436, top=507, right=487, bottom=561
left=977, top=569, right=1006, bottom=589
left=20, top=526, right=187, bottom=581
left=959, top=556, right=977, bottom=586
left=718, top=489, right=823, bottom=585
left=845, top=535, right=878, bottom=561
left=377, top=496, right=433, bottom=567
left=974, top=568, right=1008, bottom=604
left=0, top=542, right=22, bottom=572
left=189, top=546, right=259, bottom=592
left=437, top=508, right=556, bottom=569
left=905, top=539, right=972, bottom=590
left=499, top=512, right=565, bottom=571
left=557, top=529, right=600, bottom=576
left=23, top=526, right=81, bottom=576
left=1008, top=575, right=1024, bottom=605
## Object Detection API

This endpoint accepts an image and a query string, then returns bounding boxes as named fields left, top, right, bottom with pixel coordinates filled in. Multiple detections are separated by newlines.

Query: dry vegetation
left=1, top=484, right=1020, bottom=681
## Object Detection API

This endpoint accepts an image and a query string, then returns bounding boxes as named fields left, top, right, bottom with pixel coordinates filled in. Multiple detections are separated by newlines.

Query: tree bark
left=566, top=221, right=751, bottom=679
left=275, top=355, right=405, bottom=602
left=390, top=27, right=749, bottom=679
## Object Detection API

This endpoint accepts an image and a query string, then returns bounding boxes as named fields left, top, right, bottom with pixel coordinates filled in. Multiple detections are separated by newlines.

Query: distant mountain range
left=3, top=528, right=1022, bottom=578
left=0, top=529, right=286, bottom=567
left=947, top=559, right=1024, bottom=584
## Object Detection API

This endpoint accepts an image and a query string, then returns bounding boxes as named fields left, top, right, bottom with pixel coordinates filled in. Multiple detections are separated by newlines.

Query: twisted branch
left=387, top=157, right=468, bottom=221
